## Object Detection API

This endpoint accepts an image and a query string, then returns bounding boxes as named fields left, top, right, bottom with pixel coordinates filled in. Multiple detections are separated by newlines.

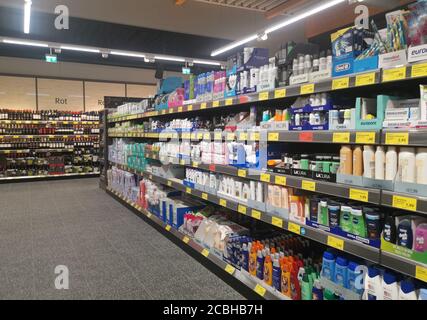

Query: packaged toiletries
left=382, top=271, right=399, bottom=300
left=319, top=200, right=329, bottom=226
left=321, top=251, right=335, bottom=281
left=334, top=257, right=348, bottom=287
left=363, top=145, right=375, bottom=178
left=375, top=146, right=385, bottom=180
left=340, top=205, right=353, bottom=233
left=385, top=146, right=398, bottom=181
left=328, top=201, right=341, bottom=228
left=340, top=145, right=353, bottom=175
left=312, top=280, right=324, bottom=300
left=256, top=248, right=265, bottom=280
left=398, top=147, right=416, bottom=183
left=363, top=266, right=383, bottom=300
left=281, top=262, right=291, bottom=297
left=397, top=219, right=413, bottom=249
left=419, top=288, right=427, bottom=300
left=301, top=273, right=313, bottom=300
left=353, top=146, right=363, bottom=176
left=351, top=206, right=367, bottom=238
left=264, top=254, right=273, bottom=286
left=416, top=147, right=427, bottom=185
left=383, top=214, right=398, bottom=243
left=365, top=208, right=382, bottom=240
left=399, top=280, right=418, bottom=300
left=347, top=261, right=363, bottom=294
left=272, top=255, right=282, bottom=292
left=414, top=223, right=427, bottom=253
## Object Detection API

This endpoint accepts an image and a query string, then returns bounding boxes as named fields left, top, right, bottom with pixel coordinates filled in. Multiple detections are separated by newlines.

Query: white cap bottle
left=398, top=147, right=416, bottom=183
left=416, top=147, right=427, bottom=184
left=385, top=146, right=398, bottom=181
left=363, top=145, right=375, bottom=179
left=375, top=146, right=385, bottom=180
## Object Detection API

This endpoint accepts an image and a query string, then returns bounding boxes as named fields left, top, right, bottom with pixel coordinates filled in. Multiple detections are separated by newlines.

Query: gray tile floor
left=0, top=178, right=244, bottom=300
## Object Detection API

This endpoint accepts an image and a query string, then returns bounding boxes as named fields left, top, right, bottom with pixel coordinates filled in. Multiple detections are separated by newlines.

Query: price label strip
left=274, top=88, right=287, bottom=99
left=254, top=284, right=266, bottom=297
left=333, top=132, right=350, bottom=143
left=260, top=173, right=271, bottom=183
left=385, top=132, right=409, bottom=145
left=392, top=195, right=417, bottom=212
left=300, top=83, right=315, bottom=95
left=288, top=222, right=301, bottom=235
left=411, top=63, right=427, bottom=78
left=268, top=132, right=279, bottom=142
left=355, top=72, right=376, bottom=87
left=271, top=217, right=283, bottom=229
left=238, top=169, right=247, bottom=178
left=356, top=132, right=376, bottom=144
left=258, top=91, right=269, bottom=101
left=332, top=77, right=350, bottom=90
left=225, top=264, right=236, bottom=275
left=238, top=205, right=247, bottom=215
left=251, top=210, right=261, bottom=220
left=382, top=67, right=407, bottom=82
left=302, top=180, right=316, bottom=192
left=327, top=236, right=345, bottom=251
left=415, top=265, right=427, bottom=283
left=349, top=188, right=369, bottom=203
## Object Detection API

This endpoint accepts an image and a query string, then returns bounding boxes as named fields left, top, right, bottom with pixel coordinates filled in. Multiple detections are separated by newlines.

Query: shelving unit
left=104, top=63, right=427, bottom=298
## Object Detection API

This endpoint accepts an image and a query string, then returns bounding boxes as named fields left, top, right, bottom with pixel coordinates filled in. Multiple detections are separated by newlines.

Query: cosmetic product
left=365, top=208, right=381, bottom=239
left=321, top=251, right=335, bottom=281
left=353, top=146, right=363, bottom=176
left=328, top=201, right=340, bottom=228
left=416, top=148, right=427, bottom=185
left=256, top=182, right=263, bottom=202
left=383, top=214, right=398, bottom=243
left=386, top=146, right=398, bottom=181
left=382, top=272, right=399, bottom=300
left=340, top=145, right=353, bottom=175
left=340, top=205, right=353, bottom=233
left=398, top=147, right=416, bottom=183
left=414, top=223, right=427, bottom=253
left=397, top=219, right=413, bottom=249
left=319, top=200, right=329, bottom=226
left=351, top=206, right=367, bottom=237
left=375, top=146, right=385, bottom=180
left=420, top=85, right=427, bottom=121
left=334, top=257, right=348, bottom=287
left=363, top=266, right=383, bottom=300
left=399, top=280, right=418, bottom=300
left=363, top=145, right=375, bottom=178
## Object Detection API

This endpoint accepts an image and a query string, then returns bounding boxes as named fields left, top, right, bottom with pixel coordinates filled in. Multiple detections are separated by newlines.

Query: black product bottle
left=383, top=213, right=398, bottom=243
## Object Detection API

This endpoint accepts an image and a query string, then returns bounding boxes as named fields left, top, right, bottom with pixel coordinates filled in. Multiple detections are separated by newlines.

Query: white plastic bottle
left=363, top=145, right=375, bottom=179
left=382, top=272, right=399, bottom=300
left=416, top=148, right=427, bottom=185
left=399, top=280, right=418, bottom=300
left=363, top=266, right=383, bottom=300
left=385, top=146, right=398, bottom=181
left=375, top=146, right=385, bottom=180
left=398, top=147, right=416, bottom=183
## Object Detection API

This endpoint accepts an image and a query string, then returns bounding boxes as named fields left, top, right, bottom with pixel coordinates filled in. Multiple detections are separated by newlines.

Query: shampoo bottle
left=272, top=254, right=282, bottom=292
left=363, top=145, right=375, bottom=178
left=353, top=146, right=363, bottom=176
left=398, top=147, right=416, bottom=183
left=264, top=254, right=273, bottom=286
left=399, top=280, right=418, bottom=300
left=397, top=219, right=413, bottom=249
left=363, top=266, right=383, bottom=300
left=414, top=223, right=427, bottom=253
left=386, top=146, right=398, bottom=181
left=382, top=271, right=399, bottom=300
left=375, top=146, right=385, bottom=180
left=416, top=148, right=427, bottom=185
left=340, top=145, right=353, bottom=175
left=334, top=257, right=348, bottom=288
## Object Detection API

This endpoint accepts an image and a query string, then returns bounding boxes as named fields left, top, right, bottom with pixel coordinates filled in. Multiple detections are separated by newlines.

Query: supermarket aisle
left=0, top=178, right=243, bottom=300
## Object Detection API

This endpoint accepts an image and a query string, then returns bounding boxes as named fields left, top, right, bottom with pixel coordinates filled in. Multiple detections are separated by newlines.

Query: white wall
left=0, top=56, right=181, bottom=84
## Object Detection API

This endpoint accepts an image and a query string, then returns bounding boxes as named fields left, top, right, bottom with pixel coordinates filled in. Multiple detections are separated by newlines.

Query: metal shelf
left=381, top=190, right=427, bottom=216
left=106, top=187, right=285, bottom=300
left=0, top=172, right=99, bottom=183
left=381, top=251, right=427, bottom=283
left=107, top=62, right=427, bottom=124
left=110, top=162, right=381, bottom=264
left=0, top=120, right=99, bottom=125
left=146, top=152, right=381, bottom=206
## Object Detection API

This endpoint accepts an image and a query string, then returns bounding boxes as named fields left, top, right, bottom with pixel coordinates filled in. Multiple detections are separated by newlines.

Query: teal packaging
left=301, top=273, right=313, bottom=300
left=321, top=251, right=335, bottom=281
left=334, top=256, right=348, bottom=287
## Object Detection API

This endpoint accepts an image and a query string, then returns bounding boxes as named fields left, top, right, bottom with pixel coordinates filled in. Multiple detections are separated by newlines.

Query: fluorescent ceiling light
left=60, top=46, right=100, bottom=53
left=3, top=39, right=48, bottom=47
left=211, top=0, right=345, bottom=57
left=154, top=55, right=186, bottom=62
left=110, top=51, right=145, bottom=58
left=211, top=34, right=258, bottom=57
left=265, top=0, right=345, bottom=34
left=24, top=0, right=32, bottom=34
left=193, top=60, right=221, bottom=66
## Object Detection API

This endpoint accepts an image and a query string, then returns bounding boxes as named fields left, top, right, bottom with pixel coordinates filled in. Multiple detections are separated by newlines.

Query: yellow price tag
left=328, top=236, right=345, bottom=251
left=183, top=236, right=190, bottom=244
left=332, top=77, right=350, bottom=90
left=166, top=225, right=172, bottom=231
left=268, top=132, right=279, bottom=141
left=385, top=132, right=409, bottom=145
left=227, top=133, right=235, bottom=141
left=302, top=180, right=316, bottom=192
left=260, top=173, right=271, bottom=183
left=415, top=265, right=427, bottom=283
left=182, top=133, right=191, bottom=140
left=186, top=187, right=192, bottom=194
left=250, top=132, right=260, bottom=141
left=392, top=195, right=418, bottom=212
left=355, top=72, right=376, bottom=86
left=212, top=101, right=220, bottom=108
left=356, top=132, right=376, bottom=144
left=238, top=205, right=247, bottom=215
left=167, top=181, right=172, bottom=187
left=187, top=105, right=193, bottom=111
left=333, top=132, right=350, bottom=143
left=192, top=162, right=199, bottom=168
left=238, top=169, right=247, bottom=178
left=254, top=284, right=266, bottom=297
left=251, top=210, right=261, bottom=220
left=161, top=109, right=166, bottom=115
left=412, top=63, right=427, bottom=78
left=225, top=98, right=233, bottom=106
left=197, top=133, right=204, bottom=140
left=258, top=91, right=269, bottom=101
left=383, top=67, right=406, bottom=82
left=220, top=199, right=227, bottom=207
left=225, top=264, right=235, bottom=275
left=203, top=133, right=210, bottom=140
left=300, top=83, right=315, bottom=95
left=274, top=88, right=287, bottom=99
left=178, top=106, right=183, bottom=113
left=202, top=193, right=208, bottom=200
left=275, top=176, right=287, bottom=186
left=288, top=222, right=301, bottom=235
left=272, top=216, right=284, bottom=228
left=180, top=159, right=186, bottom=165
left=169, top=109, right=174, bottom=114
left=201, top=249, right=210, bottom=258
left=214, top=132, right=222, bottom=140
left=239, top=132, right=248, bottom=141
left=349, top=188, right=369, bottom=202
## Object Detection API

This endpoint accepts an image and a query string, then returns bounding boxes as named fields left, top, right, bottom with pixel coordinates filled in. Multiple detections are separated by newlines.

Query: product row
left=0, top=110, right=99, bottom=121
left=0, top=137, right=100, bottom=150
left=107, top=168, right=426, bottom=300
left=0, top=123, right=100, bottom=135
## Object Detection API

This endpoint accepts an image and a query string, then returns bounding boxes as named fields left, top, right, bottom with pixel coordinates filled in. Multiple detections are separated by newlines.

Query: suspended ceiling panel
left=193, top=0, right=316, bottom=17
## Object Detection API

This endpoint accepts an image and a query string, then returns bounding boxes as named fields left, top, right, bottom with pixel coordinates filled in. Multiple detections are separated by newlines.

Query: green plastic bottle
left=319, top=200, right=329, bottom=226
left=340, top=205, right=353, bottom=233
left=301, top=273, right=313, bottom=300
left=351, top=206, right=367, bottom=238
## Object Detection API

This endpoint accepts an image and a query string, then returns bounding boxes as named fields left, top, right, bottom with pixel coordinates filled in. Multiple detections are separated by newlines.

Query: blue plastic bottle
left=334, top=257, right=348, bottom=287
left=347, top=261, right=363, bottom=294
left=242, top=243, right=249, bottom=271
left=272, top=254, right=282, bottom=292
left=321, top=251, right=336, bottom=281
left=256, top=249, right=265, bottom=280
